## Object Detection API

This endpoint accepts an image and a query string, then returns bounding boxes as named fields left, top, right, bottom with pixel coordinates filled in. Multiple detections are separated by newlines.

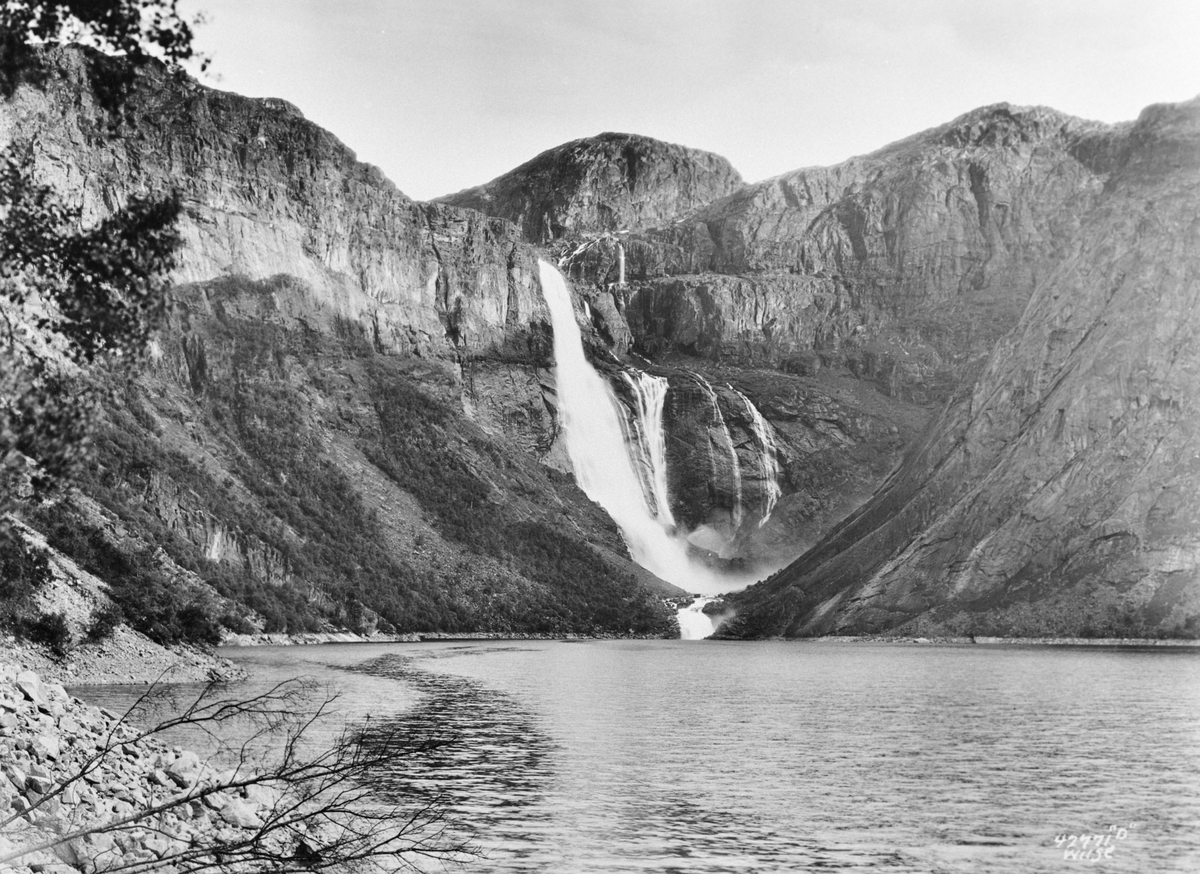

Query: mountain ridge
left=1, top=48, right=682, bottom=640
left=719, top=95, right=1200, bottom=638
left=3, top=46, right=1196, bottom=644
left=437, top=131, right=744, bottom=243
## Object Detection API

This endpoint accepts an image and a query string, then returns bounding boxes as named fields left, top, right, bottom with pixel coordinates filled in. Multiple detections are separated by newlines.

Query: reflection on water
left=350, top=651, right=556, bottom=868
left=76, top=641, right=1200, bottom=874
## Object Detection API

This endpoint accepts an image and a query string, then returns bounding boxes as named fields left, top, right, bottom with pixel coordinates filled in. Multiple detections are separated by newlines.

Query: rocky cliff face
left=621, top=105, right=1123, bottom=402
left=8, top=47, right=1194, bottom=639
left=723, top=97, right=1200, bottom=638
left=1, top=48, right=549, bottom=362
left=437, top=132, right=743, bottom=243
left=1, top=49, right=678, bottom=637
left=602, top=363, right=915, bottom=570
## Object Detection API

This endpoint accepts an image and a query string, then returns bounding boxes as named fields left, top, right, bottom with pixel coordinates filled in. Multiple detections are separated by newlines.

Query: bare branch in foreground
left=0, top=667, right=475, bottom=872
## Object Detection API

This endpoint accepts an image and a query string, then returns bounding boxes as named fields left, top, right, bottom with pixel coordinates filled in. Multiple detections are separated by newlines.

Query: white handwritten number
left=1058, top=824, right=1134, bottom=861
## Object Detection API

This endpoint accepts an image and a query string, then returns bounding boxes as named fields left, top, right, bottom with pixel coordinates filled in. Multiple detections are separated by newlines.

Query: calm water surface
left=79, top=641, right=1200, bottom=872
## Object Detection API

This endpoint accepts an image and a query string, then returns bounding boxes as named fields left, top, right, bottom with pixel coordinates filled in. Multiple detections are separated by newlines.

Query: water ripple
left=78, top=641, right=1200, bottom=873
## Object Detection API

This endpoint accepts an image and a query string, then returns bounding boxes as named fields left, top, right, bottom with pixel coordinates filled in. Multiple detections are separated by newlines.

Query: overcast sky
left=177, top=0, right=1200, bottom=201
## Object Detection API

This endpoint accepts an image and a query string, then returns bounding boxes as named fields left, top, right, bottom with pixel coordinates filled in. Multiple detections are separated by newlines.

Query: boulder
left=202, top=790, right=231, bottom=810
left=32, top=734, right=60, bottom=761
left=50, top=838, right=82, bottom=867
left=219, top=797, right=264, bottom=829
left=25, top=772, right=53, bottom=794
left=5, top=765, right=27, bottom=791
left=242, top=781, right=283, bottom=808
left=142, top=836, right=178, bottom=859
left=15, top=671, right=45, bottom=707
left=165, top=751, right=200, bottom=788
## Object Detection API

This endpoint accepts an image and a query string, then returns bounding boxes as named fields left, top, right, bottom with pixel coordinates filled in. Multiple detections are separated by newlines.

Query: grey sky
left=179, top=0, right=1200, bottom=201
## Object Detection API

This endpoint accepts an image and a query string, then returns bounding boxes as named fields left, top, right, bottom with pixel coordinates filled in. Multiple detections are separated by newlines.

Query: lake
left=78, top=640, right=1200, bottom=872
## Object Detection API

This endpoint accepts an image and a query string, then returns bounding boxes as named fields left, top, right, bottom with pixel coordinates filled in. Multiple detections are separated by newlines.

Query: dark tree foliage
left=26, top=297, right=673, bottom=637
left=0, top=0, right=199, bottom=62
left=364, top=364, right=672, bottom=635
left=0, top=153, right=182, bottom=513
left=0, top=532, right=76, bottom=653
left=0, top=0, right=192, bottom=523
left=0, top=0, right=205, bottom=111
left=0, top=533, right=51, bottom=626
left=0, top=156, right=181, bottom=362
left=25, top=608, right=69, bottom=654
left=30, top=509, right=225, bottom=646
left=84, top=599, right=122, bottom=640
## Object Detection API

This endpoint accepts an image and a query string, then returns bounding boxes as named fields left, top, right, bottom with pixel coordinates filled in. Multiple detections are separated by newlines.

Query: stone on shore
left=0, top=663, right=310, bottom=874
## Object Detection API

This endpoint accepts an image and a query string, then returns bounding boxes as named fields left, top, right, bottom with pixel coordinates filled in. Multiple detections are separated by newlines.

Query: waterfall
left=617, top=371, right=676, bottom=527
left=677, top=597, right=716, bottom=640
left=690, top=372, right=743, bottom=528
left=733, top=388, right=782, bottom=525
left=538, top=260, right=743, bottom=595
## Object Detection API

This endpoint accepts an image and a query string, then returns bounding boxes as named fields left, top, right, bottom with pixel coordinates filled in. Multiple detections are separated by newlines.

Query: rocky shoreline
left=0, top=630, right=243, bottom=688
left=0, top=664, right=304, bottom=873
left=222, top=629, right=676, bottom=647
left=3, top=627, right=1195, bottom=873
left=223, top=630, right=1200, bottom=648
left=9, top=624, right=1193, bottom=692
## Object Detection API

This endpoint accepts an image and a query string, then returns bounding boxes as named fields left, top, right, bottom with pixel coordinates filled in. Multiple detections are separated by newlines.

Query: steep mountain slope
left=50, top=285, right=675, bottom=636
left=445, top=108, right=1142, bottom=573
left=7, top=47, right=1194, bottom=639
left=438, top=132, right=743, bottom=243
left=1, top=48, right=676, bottom=638
left=722, top=97, right=1200, bottom=639
left=5, top=48, right=547, bottom=362
left=621, top=105, right=1122, bottom=403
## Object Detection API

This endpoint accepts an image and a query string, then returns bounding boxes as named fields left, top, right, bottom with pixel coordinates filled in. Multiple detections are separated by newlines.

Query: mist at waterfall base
left=537, top=260, right=768, bottom=602
left=677, top=597, right=718, bottom=640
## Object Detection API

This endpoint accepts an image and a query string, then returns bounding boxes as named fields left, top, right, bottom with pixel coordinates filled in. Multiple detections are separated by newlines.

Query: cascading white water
left=538, top=259, right=775, bottom=611
left=540, top=260, right=738, bottom=595
left=733, top=387, right=782, bottom=525
left=617, top=371, right=676, bottom=528
left=677, top=597, right=717, bottom=640
left=690, top=372, right=742, bottom=528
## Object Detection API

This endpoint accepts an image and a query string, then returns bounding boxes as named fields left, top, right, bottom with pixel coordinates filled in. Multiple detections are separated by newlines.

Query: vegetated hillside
left=721, top=97, right=1200, bottom=639
left=33, top=274, right=676, bottom=637
left=0, top=48, right=677, bottom=639
left=13, top=45, right=1191, bottom=641
left=2, top=46, right=930, bottom=618
left=437, top=132, right=744, bottom=243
